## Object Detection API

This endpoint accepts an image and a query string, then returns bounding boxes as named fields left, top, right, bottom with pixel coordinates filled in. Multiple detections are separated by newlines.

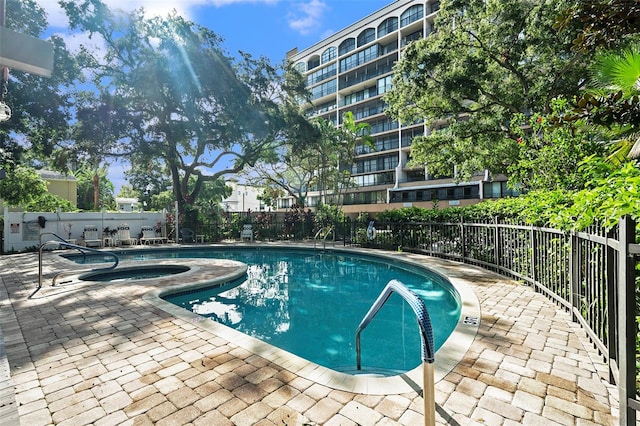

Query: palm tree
left=588, top=43, right=640, bottom=162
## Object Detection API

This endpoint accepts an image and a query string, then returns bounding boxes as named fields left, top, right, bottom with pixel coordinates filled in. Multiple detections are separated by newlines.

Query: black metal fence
left=183, top=214, right=638, bottom=424
left=343, top=217, right=639, bottom=425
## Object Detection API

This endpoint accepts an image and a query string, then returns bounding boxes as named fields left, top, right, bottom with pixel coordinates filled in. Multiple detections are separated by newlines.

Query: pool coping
left=138, top=246, right=480, bottom=395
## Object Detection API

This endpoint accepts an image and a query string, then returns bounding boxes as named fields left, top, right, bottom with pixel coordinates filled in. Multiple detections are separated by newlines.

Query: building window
left=402, top=127, right=425, bottom=147
left=306, top=63, right=336, bottom=86
left=310, top=79, right=337, bottom=100
left=357, top=28, right=376, bottom=47
left=279, top=198, right=292, bottom=209
left=338, top=38, right=356, bottom=56
left=378, top=17, right=398, bottom=37
left=342, top=85, right=377, bottom=106
left=377, top=75, right=392, bottom=95
left=369, top=117, right=399, bottom=134
left=353, top=173, right=394, bottom=187
left=321, top=47, right=336, bottom=63
left=306, top=100, right=336, bottom=117
left=402, top=29, right=423, bottom=47
left=307, top=56, right=320, bottom=70
left=352, top=155, right=398, bottom=174
left=483, top=182, right=518, bottom=198
left=295, top=62, right=305, bottom=73
left=400, top=4, right=424, bottom=27
left=390, top=185, right=480, bottom=203
left=339, top=44, right=379, bottom=73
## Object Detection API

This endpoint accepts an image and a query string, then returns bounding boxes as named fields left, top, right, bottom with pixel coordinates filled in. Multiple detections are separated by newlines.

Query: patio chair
left=83, top=225, right=102, bottom=248
left=140, top=225, right=161, bottom=245
left=180, top=228, right=194, bottom=243
left=117, top=225, right=137, bottom=246
left=240, top=224, right=253, bottom=242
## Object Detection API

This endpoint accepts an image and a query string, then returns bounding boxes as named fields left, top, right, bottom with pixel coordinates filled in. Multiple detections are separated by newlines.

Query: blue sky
left=40, top=0, right=394, bottom=193
left=44, top=0, right=393, bottom=65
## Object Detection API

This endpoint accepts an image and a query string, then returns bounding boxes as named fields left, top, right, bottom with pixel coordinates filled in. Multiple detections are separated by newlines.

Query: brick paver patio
left=0, top=245, right=619, bottom=425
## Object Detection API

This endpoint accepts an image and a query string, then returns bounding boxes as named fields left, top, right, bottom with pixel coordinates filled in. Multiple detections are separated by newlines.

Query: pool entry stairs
left=356, top=279, right=436, bottom=426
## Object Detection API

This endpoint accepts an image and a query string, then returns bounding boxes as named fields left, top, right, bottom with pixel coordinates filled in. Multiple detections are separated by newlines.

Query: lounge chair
left=117, top=225, right=137, bottom=246
left=240, top=224, right=253, bottom=242
left=140, top=225, right=162, bottom=245
left=83, top=225, right=102, bottom=247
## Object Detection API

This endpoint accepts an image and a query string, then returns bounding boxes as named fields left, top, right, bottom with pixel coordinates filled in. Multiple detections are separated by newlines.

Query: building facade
left=221, top=182, right=264, bottom=213
left=285, top=0, right=515, bottom=215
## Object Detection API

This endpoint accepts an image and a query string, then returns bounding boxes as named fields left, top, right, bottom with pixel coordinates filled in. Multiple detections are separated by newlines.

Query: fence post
left=460, top=217, right=466, bottom=261
left=606, top=227, right=617, bottom=384
left=617, top=215, right=637, bottom=425
left=569, top=232, right=580, bottom=322
left=493, top=217, right=499, bottom=268
left=529, top=226, right=536, bottom=284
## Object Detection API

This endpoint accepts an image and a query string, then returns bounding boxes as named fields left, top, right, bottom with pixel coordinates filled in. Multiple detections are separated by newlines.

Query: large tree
left=555, top=0, right=640, bottom=54
left=0, top=0, right=80, bottom=172
left=60, top=0, right=308, bottom=213
left=246, top=111, right=371, bottom=208
left=384, top=0, right=588, bottom=180
left=74, top=163, right=114, bottom=210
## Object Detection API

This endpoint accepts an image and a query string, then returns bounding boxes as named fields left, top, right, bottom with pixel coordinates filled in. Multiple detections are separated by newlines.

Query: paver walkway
left=0, top=245, right=620, bottom=425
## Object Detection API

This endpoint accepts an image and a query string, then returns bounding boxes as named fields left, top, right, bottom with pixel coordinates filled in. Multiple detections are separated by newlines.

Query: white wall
left=3, top=207, right=167, bottom=252
left=222, top=182, right=262, bottom=213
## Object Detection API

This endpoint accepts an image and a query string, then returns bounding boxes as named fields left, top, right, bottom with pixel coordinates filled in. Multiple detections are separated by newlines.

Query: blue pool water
left=67, top=247, right=461, bottom=374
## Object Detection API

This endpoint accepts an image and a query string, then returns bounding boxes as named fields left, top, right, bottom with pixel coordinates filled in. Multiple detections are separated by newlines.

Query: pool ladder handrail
left=313, top=226, right=334, bottom=250
left=355, top=279, right=436, bottom=426
left=37, top=232, right=120, bottom=291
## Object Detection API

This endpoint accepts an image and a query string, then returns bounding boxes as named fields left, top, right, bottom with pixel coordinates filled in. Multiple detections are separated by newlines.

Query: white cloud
left=288, top=0, right=328, bottom=36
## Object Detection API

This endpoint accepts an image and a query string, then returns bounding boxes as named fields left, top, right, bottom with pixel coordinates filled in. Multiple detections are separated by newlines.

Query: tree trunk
left=92, top=172, right=99, bottom=210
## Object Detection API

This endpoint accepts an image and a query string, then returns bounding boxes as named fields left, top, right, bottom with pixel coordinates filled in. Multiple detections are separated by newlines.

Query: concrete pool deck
left=0, top=243, right=619, bottom=425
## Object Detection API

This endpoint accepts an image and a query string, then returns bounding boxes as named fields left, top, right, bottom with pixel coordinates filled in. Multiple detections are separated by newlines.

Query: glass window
left=378, top=17, right=398, bottom=38
left=402, top=30, right=423, bottom=47
left=306, top=63, right=336, bottom=86
left=401, top=5, right=424, bottom=27
left=295, top=62, right=305, bottom=73
left=357, top=28, right=376, bottom=47
left=377, top=75, right=392, bottom=95
left=339, top=45, right=379, bottom=73
left=338, top=38, right=356, bottom=56
left=310, top=80, right=337, bottom=100
left=321, top=47, right=336, bottom=63
left=307, top=56, right=320, bottom=70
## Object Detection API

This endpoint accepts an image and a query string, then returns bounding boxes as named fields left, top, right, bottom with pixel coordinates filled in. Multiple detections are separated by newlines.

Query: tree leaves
left=384, top=0, right=587, bottom=180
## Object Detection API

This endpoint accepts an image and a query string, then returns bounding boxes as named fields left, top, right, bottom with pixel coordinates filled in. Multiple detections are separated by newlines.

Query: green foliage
left=150, top=191, right=175, bottom=212
left=554, top=158, right=640, bottom=229
left=24, top=193, right=74, bottom=212
left=1, top=0, right=81, bottom=168
left=384, top=0, right=588, bottom=180
left=0, top=166, right=47, bottom=206
left=508, top=102, right=606, bottom=191
left=555, top=0, right=640, bottom=53
left=73, top=164, right=114, bottom=210
left=314, top=203, right=344, bottom=226
left=377, top=189, right=575, bottom=227
left=60, top=0, right=310, bottom=212
left=116, top=185, right=138, bottom=199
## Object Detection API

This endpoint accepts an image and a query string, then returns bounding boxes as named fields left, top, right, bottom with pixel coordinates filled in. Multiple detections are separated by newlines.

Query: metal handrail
left=313, top=226, right=334, bottom=250
left=37, top=233, right=119, bottom=292
left=355, top=279, right=436, bottom=426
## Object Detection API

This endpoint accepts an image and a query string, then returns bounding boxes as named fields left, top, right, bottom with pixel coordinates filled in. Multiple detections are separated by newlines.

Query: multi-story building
left=284, top=0, right=515, bottom=215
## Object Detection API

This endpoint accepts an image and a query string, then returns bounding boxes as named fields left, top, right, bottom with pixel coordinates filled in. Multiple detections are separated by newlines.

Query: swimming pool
left=66, top=247, right=461, bottom=376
